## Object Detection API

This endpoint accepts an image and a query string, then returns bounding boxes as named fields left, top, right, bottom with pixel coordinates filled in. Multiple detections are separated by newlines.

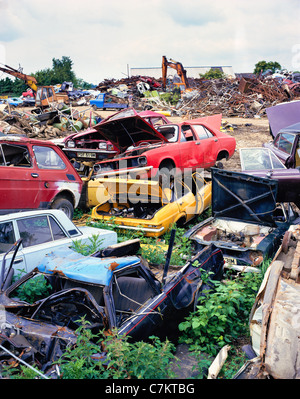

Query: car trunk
left=186, top=168, right=287, bottom=266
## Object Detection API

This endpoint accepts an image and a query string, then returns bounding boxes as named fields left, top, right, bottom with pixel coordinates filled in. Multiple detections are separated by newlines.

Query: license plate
left=77, top=152, right=96, bottom=158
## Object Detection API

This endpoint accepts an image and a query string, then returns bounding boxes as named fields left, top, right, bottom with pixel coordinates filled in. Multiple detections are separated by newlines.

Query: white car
left=0, top=209, right=117, bottom=277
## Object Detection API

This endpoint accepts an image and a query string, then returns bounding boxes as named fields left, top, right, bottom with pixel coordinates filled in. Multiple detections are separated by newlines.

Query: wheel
left=51, top=197, right=74, bottom=219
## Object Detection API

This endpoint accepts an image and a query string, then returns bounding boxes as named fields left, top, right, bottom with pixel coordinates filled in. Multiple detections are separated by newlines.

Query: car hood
left=37, top=247, right=140, bottom=286
left=93, top=108, right=168, bottom=152
left=211, top=168, right=278, bottom=226
left=266, top=100, right=300, bottom=137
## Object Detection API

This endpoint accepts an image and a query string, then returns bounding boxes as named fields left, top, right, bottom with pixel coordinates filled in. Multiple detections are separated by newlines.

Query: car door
left=270, top=133, right=297, bottom=166
left=0, top=142, right=41, bottom=212
left=31, top=144, right=80, bottom=206
left=0, top=220, right=27, bottom=277
left=191, top=124, right=220, bottom=168
left=178, top=124, right=204, bottom=170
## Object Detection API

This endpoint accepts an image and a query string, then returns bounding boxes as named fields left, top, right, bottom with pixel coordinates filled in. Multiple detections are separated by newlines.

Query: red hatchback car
left=91, top=109, right=236, bottom=178
left=0, top=136, right=83, bottom=218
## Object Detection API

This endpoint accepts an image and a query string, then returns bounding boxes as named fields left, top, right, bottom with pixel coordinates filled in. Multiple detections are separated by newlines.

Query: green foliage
left=71, top=234, right=104, bottom=256
left=57, top=321, right=176, bottom=379
left=15, top=274, right=51, bottom=303
left=200, top=68, right=226, bottom=80
left=254, top=60, right=282, bottom=74
left=159, top=88, right=181, bottom=105
left=178, top=269, right=264, bottom=356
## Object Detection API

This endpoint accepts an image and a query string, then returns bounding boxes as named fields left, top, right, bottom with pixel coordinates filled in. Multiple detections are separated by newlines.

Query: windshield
left=240, top=147, right=286, bottom=171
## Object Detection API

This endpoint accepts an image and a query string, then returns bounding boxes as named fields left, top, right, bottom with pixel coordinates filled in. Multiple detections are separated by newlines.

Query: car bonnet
left=93, top=108, right=168, bottom=152
left=211, top=167, right=278, bottom=226
left=37, top=247, right=140, bottom=286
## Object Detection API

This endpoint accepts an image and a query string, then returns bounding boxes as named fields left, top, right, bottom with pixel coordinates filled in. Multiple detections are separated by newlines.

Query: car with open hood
left=184, top=168, right=295, bottom=267
left=91, top=109, right=236, bottom=179
left=61, top=109, right=171, bottom=174
left=89, top=171, right=211, bottom=237
left=0, top=239, right=224, bottom=374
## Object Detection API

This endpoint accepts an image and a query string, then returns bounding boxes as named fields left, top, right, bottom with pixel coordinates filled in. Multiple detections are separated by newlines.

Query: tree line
left=0, top=56, right=93, bottom=96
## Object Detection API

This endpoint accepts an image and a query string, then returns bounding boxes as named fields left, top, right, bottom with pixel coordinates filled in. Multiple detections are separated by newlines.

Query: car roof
left=0, top=209, right=77, bottom=229
left=0, top=135, right=55, bottom=146
left=36, top=247, right=141, bottom=286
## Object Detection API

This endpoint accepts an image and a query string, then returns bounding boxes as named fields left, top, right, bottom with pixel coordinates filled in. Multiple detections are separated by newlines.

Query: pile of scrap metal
left=93, top=72, right=297, bottom=119
left=234, top=224, right=300, bottom=379
left=0, top=104, right=99, bottom=140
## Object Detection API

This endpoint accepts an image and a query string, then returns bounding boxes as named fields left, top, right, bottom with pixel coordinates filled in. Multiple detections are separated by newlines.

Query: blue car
left=7, top=97, right=23, bottom=107
left=0, top=238, right=224, bottom=373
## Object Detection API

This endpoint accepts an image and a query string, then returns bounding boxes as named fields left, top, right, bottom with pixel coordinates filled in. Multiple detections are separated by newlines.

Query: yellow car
left=90, top=172, right=211, bottom=237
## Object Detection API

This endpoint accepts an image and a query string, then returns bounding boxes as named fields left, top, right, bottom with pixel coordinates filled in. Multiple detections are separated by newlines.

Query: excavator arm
left=0, top=64, right=38, bottom=93
left=162, top=56, right=189, bottom=90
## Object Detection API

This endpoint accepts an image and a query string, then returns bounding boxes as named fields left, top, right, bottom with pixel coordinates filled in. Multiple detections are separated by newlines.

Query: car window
left=0, top=144, right=31, bottom=167
left=192, top=125, right=214, bottom=140
left=17, top=215, right=67, bottom=248
left=181, top=125, right=196, bottom=141
left=0, top=221, right=16, bottom=254
left=240, top=148, right=286, bottom=170
left=156, top=125, right=178, bottom=142
left=33, top=146, right=66, bottom=169
left=275, top=133, right=296, bottom=154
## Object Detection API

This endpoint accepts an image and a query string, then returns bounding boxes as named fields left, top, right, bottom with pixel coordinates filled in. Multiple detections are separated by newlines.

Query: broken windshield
left=240, top=147, right=286, bottom=171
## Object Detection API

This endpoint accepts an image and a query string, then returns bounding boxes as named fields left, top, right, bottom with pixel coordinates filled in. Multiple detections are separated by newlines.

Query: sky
left=1, top=0, right=300, bottom=85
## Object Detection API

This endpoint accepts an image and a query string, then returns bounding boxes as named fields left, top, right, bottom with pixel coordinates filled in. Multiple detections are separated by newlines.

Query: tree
left=51, top=56, right=77, bottom=84
left=254, top=60, right=282, bottom=75
left=200, top=68, right=226, bottom=80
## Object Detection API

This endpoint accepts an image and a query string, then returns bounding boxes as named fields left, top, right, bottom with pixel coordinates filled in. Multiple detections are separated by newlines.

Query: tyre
left=51, top=197, right=74, bottom=219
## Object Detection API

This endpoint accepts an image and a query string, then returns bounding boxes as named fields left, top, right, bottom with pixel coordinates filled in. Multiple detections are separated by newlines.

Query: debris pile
left=0, top=103, right=99, bottom=139
left=94, top=73, right=297, bottom=119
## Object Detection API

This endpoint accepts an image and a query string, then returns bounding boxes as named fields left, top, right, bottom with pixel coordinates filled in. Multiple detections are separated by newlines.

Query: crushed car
left=0, top=136, right=83, bottom=219
left=234, top=224, right=300, bottom=379
left=0, top=209, right=117, bottom=279
left=90, top=109, right=236, bottom=179
left=0, top=238, right=224, bottom=375
left=184, top=168, right=295, bottom=267
left=89, top=172, right=211, bottom=237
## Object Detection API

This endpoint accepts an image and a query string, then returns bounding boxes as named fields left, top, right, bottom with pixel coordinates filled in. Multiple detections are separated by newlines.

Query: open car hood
left=211, top=168, right=278, bottom=226
left=93, top=108, right=168, bottom=152
left=266, top=100, right=300, bottom=137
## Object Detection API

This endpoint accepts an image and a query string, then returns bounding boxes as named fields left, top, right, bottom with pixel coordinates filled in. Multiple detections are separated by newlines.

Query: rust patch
left=109, top=261, right=119, bottom=271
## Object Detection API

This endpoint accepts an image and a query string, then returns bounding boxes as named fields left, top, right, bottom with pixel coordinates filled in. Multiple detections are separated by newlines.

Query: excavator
left=161, top=56, right=189, bottom=91
left=0, top=64, right=68, bottom=108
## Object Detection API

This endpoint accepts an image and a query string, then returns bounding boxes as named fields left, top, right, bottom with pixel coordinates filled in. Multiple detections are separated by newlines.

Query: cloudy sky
left=1, top=0, right=300, bottom=85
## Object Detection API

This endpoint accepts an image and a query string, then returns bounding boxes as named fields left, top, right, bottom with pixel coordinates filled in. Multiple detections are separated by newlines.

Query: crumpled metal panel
left=264, top=278, right=300, bottom=378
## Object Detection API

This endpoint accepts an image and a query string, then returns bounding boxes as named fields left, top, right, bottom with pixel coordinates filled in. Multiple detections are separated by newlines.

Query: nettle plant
left=178, top=268, right=265, bottom=356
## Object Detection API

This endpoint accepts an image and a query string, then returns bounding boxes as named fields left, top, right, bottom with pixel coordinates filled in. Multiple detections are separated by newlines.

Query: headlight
left=99, top=142, right=107, bottom=149
left=138, top=156, right=147, bottom=166
left=67, top=140, right=75, bottom=148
